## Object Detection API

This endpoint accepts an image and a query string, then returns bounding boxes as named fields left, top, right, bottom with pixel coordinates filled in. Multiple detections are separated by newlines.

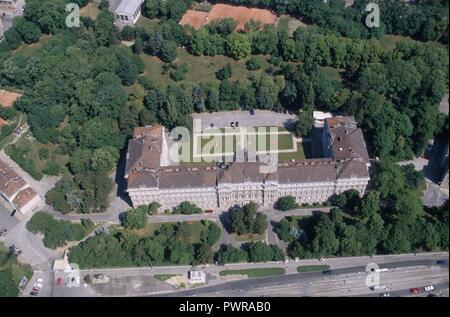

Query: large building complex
left=125, top=116, right=371, bottom=210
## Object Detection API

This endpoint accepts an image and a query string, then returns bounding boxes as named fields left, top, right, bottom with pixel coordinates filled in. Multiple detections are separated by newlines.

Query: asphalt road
left=155, top=259, right=448, bottom=297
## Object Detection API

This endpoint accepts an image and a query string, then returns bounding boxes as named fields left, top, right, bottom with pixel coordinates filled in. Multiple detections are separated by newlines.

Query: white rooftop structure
left=113, top=0, right=144, bottom=26
left=188, top=271, right=206, bottom=284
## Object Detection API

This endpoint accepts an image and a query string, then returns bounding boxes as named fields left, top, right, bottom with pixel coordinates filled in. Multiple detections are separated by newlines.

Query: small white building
left=188, top=271, right=206, bottom=285
left=113, top=0, right=144, bottom=26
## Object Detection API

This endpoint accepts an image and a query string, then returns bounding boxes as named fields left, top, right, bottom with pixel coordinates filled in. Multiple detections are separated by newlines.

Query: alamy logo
left=66, top=3, right=80, bottom=28
left=365, top=3, right=380, bottom=28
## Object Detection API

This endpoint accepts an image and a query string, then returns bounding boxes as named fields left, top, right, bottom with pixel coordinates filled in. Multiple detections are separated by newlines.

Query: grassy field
left=276, top=15, right=308, bottom=36
left=0, top=242, right=33, bottom=293
left=219, top=268, right=286, bottom=278
left=153, top=274, right=178, bottom=281
left=130, top=221, right=214, bottom=244
left=80, top=2, right=101, bottom=20
left=142, top=50, right=273, bottom=86
left=13, top=36, right=51, bottom=57
left=136, top=16, right=160, bottom=33
left=378, top=34, right=448, bottom=51
left=12, top=131, right=69, bottom=176
left=319, top=66, right=344, bottom=82
left=297, top=265, right=330, bottom=273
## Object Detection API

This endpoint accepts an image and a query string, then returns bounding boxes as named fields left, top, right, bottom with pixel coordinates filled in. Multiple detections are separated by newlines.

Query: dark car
left=250, top=109, right=255, bottom=116
left=29, top=291, right=38, bottom=296
left=10, top=210, right=17, bottom=217
left=437, top=260, right=448, bottom=265
left=322, top=270, right=333, bottom=274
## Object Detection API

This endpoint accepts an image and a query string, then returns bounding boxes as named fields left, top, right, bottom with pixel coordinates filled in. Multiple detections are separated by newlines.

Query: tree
left=123, top=208, right=147, bottom=230
left=229, top=202, right=267, bottom=235
left=295, top=110, right=314, bottom=137
left=193, top=243, right=214, bottom=265
left=311, top=215, right=339, bottom=256
left=275, top=196, right=300, bottom=211
left=216, top=63, right=233, bottom=80
left=246, top=57, right=263, bottom=71
left=200, top=223, right=221, bottom=247
left=116, top=52, right=139, bottom=86
left=226, top=33, right=251, bottom=60
left=216, top=244, right=247, bottom=265
left=160, top=40, right=178, bottom=63
left=95, top=11, right=119, bottom=46
left=4, top=27, right=23, bottom=50
left=246, top=242, right=284, bottom=262
left=14, top=17, right=41, bottom=44
left=173, top=201, right=202, bottom=214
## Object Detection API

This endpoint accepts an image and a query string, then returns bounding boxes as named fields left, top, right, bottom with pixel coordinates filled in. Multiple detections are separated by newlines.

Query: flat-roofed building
left=125, top=115, right=371, bottom=211
left=113, top=0, right=144, bottom=26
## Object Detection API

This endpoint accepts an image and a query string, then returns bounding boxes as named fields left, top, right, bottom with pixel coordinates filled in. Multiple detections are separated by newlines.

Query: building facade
left=125, top=117, right=371, bottom=211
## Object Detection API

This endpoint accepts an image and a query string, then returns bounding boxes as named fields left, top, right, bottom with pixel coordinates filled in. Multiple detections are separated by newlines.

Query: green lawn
left=153, top=274, right=178, bottom=281
left=319, top=66, right=344, bottom=82
left=12, top=131, right=69, bottom=176
left=219, top=268, right=286, bottom=278
left=278, top=141, right=308, bottom=161
left=136, top=16, right=160, bottom=33
left=80, top=2, right=101, bottom=20
left=126, top=221, right=215, bottom=244
left=297, top=265, right=330, bottom=273
left=276, top=15, right=308, bottom=36
left=378, top=34, right=448, bottom=52
left=13, top=36, right=51, bottom=57
left=142, top=49, right=274, bottom=87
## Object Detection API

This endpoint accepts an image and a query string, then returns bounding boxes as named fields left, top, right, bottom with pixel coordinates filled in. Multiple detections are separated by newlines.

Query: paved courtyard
left=192, top=110, right=297, bottom=131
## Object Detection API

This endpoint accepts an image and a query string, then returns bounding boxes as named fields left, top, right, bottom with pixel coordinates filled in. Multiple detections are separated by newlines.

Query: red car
left=410, top=288, right=421, bottom=294
left=204, top=210, right=214, bottom=214
left=56, top=277, right=63, bottom=286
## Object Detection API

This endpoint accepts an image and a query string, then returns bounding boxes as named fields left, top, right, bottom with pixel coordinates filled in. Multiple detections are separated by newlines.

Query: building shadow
left=114, top=146, right=132, bottom=207
left=219, top=210, right=233, bottom=234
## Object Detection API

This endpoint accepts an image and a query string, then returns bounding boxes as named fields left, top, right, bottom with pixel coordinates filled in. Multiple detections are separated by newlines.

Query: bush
left=229, top=202, right=267, bottom=235
left=246, top=57, right=263, bottom=71
left=275, top=196, right=300, bottom=211
left=0, top=124, right=15, bottom=140
left=173, top=201, right=202, bottom=214
left=38, top=148, right=49, bottom=160
left=169, top=63, right=188, bottom=81
left=123, top=207, right=147, bottom=230
left=26, top=212, right=91, bottom=249
left=43, top=160, right=60, bottom=176
left=216, top=63, right=233, bottom=80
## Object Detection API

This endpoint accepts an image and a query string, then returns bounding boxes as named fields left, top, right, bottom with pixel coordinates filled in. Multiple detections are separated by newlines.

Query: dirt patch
left=180, top=4, right=278, bottom=31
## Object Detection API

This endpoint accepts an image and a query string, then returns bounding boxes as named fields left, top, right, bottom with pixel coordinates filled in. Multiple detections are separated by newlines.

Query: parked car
left=410, top=288, right=421, bottom=294
left=437, top=260, right=448, bottom=265
left=29, top=291, right=38, bottom=296
left=424, top=285, right=434, bottom=292
left=204, top=210, right=213, bottom=214
left=379, top=293, right=390, bottom=297
left=56, top=277, right=63, bottom=286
